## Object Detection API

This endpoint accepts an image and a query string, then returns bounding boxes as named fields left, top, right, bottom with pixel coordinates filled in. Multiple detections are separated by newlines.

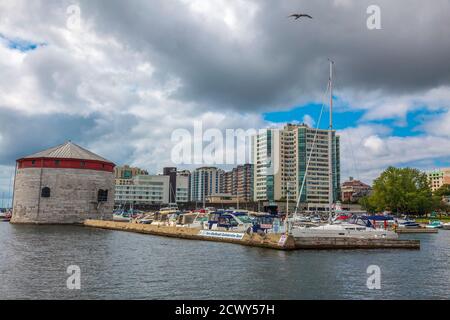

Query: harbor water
left=0, top=222, right=449, bottom=299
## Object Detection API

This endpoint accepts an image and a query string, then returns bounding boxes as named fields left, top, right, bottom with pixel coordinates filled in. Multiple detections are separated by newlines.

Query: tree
left=433, top=184, right=450, bottom=214
left=434, top=184, right=450, bottom=197
left=365, top=167, right=435, bottom=215
left=359, top=196, right=376, bottom=213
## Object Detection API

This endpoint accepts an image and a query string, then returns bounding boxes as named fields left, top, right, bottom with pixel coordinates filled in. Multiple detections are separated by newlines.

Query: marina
left=84, top=218, right=421, bottom=250
left=0, top=222, right=448, bottom=300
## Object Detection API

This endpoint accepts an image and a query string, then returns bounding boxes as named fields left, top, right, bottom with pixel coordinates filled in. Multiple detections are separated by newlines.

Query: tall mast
left=328, top=60, right=334, bottom=218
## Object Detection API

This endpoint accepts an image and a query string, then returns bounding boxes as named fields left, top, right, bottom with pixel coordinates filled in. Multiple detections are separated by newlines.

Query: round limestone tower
left=11, top=142, right=115, bottom=224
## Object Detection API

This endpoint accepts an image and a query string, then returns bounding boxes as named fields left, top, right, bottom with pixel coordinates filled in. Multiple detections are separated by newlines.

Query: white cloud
left=363, top=135, right=386, bottom=156
left=0, top=0, right=449, bottom=193
left=302, top=114, right=316, bottom=128
left=339, top=124, right=450, bottom=183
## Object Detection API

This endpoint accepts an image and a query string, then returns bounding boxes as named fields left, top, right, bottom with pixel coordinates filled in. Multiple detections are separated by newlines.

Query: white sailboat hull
left=291, top=224, right=398, bottom=240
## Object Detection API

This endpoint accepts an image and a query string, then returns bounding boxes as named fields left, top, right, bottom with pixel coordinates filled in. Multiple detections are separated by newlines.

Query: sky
left=1, top=0, right=450, bottom=205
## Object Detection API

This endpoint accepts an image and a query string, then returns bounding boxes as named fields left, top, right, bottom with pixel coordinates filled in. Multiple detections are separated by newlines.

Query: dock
left=85, top=220, right=421, bottom=250
left=396, top=228, right=439, bottom=234
left=295, top=237, right=420, bottom=250
left=84, top=220, right=296, bottom=250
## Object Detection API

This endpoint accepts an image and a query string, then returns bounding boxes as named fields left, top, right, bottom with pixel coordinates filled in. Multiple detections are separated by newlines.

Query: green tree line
left=359, top=167, right=450, bottom=215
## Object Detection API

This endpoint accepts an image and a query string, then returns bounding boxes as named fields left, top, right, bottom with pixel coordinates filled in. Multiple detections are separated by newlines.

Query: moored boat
left=0, top=211, right=12, bottom=222
left=113, top=212, right=132, bottom=222
left=397, top=220, right=421, bottom=228
left=291, top=218, right=398, bottom=240
left=426, top=220, right=443, bottom=229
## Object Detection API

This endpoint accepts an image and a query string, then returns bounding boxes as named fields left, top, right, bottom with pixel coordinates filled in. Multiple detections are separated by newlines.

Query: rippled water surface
left=0, top=223, right=449, bottom=299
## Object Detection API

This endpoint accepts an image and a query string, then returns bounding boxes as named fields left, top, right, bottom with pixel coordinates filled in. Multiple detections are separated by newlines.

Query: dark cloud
left=80, top=0, right=450, bottom=111
left=0, top=109, right=138, bottom=165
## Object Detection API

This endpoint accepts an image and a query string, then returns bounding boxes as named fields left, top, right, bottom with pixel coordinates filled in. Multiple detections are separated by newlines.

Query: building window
left=55, top=160, right=60, bottom=166
left=81, top=161, right=86, bottom=167
left=32, top=160, right=36, bottom=167
left=97, top=189, right=108, bottom=202
left=41, top=187, right=51, bottom=198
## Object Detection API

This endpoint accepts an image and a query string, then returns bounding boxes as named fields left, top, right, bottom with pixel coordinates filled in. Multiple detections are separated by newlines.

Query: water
left=0, top=222, right=449, bottom=300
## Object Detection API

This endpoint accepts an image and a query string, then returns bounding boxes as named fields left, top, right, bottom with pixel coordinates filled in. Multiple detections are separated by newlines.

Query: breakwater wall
left=295, top=237, right=420, bottom=249
left=84, top=220, right=420, bottom=250
left=84, top=220, right=296, bottom=250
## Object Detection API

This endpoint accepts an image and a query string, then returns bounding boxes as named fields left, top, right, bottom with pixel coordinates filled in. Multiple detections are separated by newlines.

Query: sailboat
left=289, top=61, right=397, bottom=240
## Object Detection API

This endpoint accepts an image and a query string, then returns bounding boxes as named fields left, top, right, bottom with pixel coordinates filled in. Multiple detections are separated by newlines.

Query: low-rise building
left=115, top=175, right=169, bottom=205
left=206, top=194, right=243, bottom=204
left=114, top=165, right=148, bottom=185
left=341, top=177, right=371, bottom=203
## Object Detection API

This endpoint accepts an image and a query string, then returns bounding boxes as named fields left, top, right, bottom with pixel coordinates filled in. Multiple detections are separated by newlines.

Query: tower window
left=41, top=187, right=51, bottom=198
left=97, top=189, right=108, bottom=202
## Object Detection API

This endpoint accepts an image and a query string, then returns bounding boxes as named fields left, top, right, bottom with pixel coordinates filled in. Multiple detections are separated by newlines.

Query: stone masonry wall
left=11, top=167, right=114, bottom=224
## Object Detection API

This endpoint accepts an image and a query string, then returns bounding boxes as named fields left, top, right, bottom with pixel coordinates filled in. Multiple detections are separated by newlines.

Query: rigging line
left=332, top=67, right=360, bottom=181
left=333, top=65, right=364, bottom=181
left=294, top=79, right=330, bottom=216
left=346, top=130, right=360, bottom=180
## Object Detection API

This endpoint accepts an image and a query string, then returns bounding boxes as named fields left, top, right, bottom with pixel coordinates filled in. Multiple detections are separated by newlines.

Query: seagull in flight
left=288, top=13, right=313, bottom=20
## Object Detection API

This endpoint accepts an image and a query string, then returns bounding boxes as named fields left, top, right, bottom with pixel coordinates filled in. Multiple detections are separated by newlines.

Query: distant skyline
left=1, top=0, right=450, bottom=204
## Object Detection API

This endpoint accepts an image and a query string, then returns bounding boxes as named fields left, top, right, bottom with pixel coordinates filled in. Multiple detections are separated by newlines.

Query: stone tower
left=11, top=142, right=115, bottom=224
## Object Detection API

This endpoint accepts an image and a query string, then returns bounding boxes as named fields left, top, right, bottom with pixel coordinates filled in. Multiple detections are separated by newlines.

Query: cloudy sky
left=1, top=0, right=450, bottom=204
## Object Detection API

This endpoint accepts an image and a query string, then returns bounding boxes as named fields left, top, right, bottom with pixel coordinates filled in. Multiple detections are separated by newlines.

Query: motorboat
left=252, top=213, right=285, bottom=234
left=397, top=220, right=421, bottom=228
left=426, top=220, right=443, bottom=229
left=205, top=210, right=254, bottom=232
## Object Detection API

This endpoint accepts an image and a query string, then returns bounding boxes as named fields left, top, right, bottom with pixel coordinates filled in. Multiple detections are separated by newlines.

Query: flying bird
left=288, top=13, right=313, bottom=20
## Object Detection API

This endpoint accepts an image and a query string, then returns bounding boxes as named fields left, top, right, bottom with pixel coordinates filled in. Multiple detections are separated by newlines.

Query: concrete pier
left=295, top=237, right=420, bottom=250
left=84, top=220, right=296, bottom=250
left=85, top=220, right=420, bottom=250
left=396, top=228, right=438, bottom=234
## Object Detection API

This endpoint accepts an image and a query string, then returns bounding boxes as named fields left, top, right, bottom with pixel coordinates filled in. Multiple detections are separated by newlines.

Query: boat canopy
left=361, top=215, right=394, bottom=221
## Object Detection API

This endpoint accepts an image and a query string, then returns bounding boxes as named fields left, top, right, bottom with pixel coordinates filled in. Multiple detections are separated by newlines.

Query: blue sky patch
left=263, top=101, right=443, bottom=138
left=264, top=102, right=364, bottom=130
left=0, top=33, right=45, bottom=52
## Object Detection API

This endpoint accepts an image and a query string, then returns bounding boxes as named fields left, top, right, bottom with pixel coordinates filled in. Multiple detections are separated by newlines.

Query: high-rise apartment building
left=252, top=124, right=340, bottom=211
left=177, top=170, right=191, bottom=202
left=190, top=167, right=224, bottom=202
left=163, top=167, right=177, bottom=203
left=222, top=164, right=254, bottom=202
